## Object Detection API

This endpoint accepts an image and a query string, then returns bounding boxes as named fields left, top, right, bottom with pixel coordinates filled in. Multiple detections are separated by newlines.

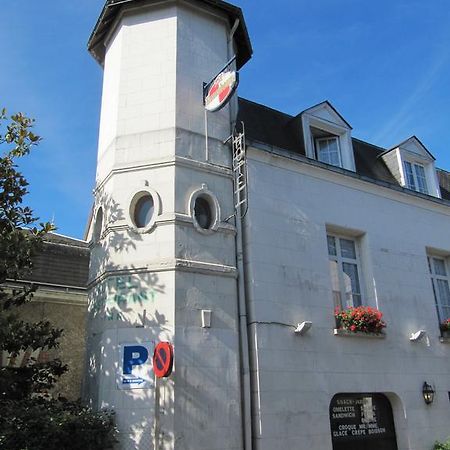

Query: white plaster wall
left=87, top=1, right=243, bottom=449
left=86, top=271, right=175, bottom=449
left=171, top=164, right=241, bottom=448
left=88, top=6, right=179, bottom=448
left=87, top=163, right=177, bottom=448
left=96, top=5, right=178, bottom=183
left=244, top=147, right=450, bottom=450
left=97, top=25, right=122, bottom=160
left=170, top=5, right=243, bottom=448
left=176, top=3, right=233, bottom=164
left=172, top=272, right=242, bottom=449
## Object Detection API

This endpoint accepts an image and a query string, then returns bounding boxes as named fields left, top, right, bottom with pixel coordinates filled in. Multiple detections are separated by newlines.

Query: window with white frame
left=327, top=234, right=363, bottom=310
left=315, top=136, right=341, bottom=166
left=403, top=161, right=428, bottom=194
left=301, top=104, right=356, bottom=172
left=428, top=255, right=450, bottom=323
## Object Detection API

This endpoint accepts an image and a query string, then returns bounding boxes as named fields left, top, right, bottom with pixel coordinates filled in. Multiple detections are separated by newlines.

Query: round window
left=133, top=195, right=154, bottom=229
left=194, top=196, right=213, bottom=230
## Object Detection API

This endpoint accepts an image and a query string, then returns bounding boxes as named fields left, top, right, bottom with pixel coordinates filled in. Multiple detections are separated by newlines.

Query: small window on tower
left=133, top=195, right=154, bottom=229
left=93, top=207, right=103, bottom=243
left=128, top=188, right=160, bottom=233
left=189, top=186, right=220, bottom=234
left=194, top=196, right=213, bottom=230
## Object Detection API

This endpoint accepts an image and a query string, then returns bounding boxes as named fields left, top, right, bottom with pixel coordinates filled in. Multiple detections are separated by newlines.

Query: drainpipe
left=228, top=19, right=253, bottom=450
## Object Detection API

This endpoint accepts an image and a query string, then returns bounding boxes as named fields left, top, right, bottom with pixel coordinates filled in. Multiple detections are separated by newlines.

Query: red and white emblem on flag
left=204, top=70, right=238, bottom=112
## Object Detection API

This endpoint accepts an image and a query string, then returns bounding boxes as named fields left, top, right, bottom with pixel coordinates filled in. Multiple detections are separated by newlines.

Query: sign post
left=152, top=341, right=173, bottom=449
left=153, top=371, right=160, bottom=450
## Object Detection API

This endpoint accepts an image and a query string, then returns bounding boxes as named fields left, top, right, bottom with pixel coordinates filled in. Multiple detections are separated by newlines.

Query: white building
left=84, top=1, right=450, bottom=449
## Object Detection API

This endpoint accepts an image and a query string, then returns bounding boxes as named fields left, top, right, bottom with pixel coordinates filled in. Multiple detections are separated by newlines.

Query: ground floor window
left=327, top=234, right=363, bottom=309
left=428, top=255, right=450, bottom=324
left=330, top=393, right=398, bottom=450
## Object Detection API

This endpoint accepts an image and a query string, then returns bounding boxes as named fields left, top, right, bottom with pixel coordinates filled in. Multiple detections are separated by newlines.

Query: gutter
left=228, top=18, right=253, bottom=450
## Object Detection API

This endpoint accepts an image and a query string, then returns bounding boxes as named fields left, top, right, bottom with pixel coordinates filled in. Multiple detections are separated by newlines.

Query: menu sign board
left=330, top=393, right=398, bottom=450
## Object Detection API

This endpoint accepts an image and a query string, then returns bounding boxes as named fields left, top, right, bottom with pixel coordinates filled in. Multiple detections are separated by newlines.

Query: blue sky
left=1, top=0, right=449, bottom=239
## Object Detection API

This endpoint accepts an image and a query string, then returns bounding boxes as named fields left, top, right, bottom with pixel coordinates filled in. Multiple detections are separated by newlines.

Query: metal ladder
left=232, top=122, right=248, bottom=218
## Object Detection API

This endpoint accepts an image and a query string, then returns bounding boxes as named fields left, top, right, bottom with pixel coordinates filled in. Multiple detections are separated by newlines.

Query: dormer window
left=381, top=136, right=441, bottom=198
left=300, top=101, right=355, bottom=172
left=315, top=136, right=341, bottom=166
left=403, top=161, right=428, bottom=194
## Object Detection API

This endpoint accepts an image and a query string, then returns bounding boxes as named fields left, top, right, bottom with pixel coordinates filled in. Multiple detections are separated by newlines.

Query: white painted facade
left=243, top=146, right=450, bottom=450
left=84, top=1, right=450, bottom=449
left=86, top=2, right=244, bottom=449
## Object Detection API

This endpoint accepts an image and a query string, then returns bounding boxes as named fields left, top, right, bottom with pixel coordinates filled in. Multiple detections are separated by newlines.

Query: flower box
left=333, top=328, right=385, bottom=339
left=334, top=306, right=386, bottom=335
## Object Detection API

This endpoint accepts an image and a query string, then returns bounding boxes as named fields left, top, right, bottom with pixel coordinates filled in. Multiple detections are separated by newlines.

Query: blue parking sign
left=118, top=342, right=153, bottom=390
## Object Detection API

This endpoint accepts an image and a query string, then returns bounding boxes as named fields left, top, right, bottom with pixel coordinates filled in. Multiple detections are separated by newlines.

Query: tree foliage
left=434, top=439, right=450, bottom=450
left=0, top=110, right=117, bottom=448
left=0, top=108, right=63, bottom=399
left=0, top=398, right=116, bottom=450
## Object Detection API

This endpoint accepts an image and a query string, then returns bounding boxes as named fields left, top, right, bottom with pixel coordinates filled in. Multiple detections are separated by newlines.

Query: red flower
left=335, top=305, right=386, bottom=334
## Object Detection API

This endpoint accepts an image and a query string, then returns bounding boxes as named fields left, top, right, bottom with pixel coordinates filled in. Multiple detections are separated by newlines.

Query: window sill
left=333, top=329, right=386, bottom=339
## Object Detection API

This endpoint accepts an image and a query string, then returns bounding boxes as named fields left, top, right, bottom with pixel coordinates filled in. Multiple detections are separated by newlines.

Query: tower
left=85, top=1, right=252, bottom=448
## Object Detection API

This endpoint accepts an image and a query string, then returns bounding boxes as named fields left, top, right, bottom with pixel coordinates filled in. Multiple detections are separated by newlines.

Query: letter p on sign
left=123, top=345, right=148, bottom=375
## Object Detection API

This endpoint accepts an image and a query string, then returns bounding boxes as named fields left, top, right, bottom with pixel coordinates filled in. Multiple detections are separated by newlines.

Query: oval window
left=133, top=195, right=154, bottom=228
left=93, top=208, right=103, bottom=242
left=194, top=196, right=212, bottom=230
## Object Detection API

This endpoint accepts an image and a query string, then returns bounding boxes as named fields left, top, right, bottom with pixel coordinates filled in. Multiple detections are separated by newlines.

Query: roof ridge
left=47, top=231, right=88, bottom=243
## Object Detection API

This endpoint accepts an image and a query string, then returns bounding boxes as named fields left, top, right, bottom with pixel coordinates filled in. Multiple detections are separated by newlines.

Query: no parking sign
left=153, top=342, right=173, bottom=378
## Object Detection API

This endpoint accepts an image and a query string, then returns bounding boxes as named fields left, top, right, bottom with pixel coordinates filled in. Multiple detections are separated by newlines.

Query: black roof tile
left=352, top=138, right=397, bottom=184
left=23, top=234, right=90, bottom=288
left=437, top=170, right=450, bottom=201
left=237, top=98, right=304, bottom=154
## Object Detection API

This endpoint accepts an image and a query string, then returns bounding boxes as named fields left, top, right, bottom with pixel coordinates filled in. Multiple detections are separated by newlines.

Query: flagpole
left=153, top=371, right=160, bottom=450
left=205, top=108, right=209, bottom=162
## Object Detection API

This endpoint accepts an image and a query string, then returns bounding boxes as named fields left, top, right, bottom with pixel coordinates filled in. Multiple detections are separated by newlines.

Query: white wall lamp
left=201, top=310, right=212, bottom=328
left=410, top=330, right=427, bottom=342
left=294, top=321, right=312, bottom=335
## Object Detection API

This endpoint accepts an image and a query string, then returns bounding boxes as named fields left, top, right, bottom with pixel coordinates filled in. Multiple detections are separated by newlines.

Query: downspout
left=228, top=18, right=253, bottom=450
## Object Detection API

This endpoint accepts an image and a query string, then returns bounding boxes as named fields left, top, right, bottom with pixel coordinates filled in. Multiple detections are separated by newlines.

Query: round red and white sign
left=204, top=70, right=239, bottom=112
left=152, top=342, right=173, bottom=378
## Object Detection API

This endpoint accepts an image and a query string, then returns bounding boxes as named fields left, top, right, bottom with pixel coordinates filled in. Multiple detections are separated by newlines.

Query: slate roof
left=237, top=97, right=450, bottom=202
left=88, top=0, right=252, bottom=69
left=23, top=233, right=90, bottom=289
left=437, top=169, right=450, bottom=201
left=237, top=98, right=302, bottom=153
